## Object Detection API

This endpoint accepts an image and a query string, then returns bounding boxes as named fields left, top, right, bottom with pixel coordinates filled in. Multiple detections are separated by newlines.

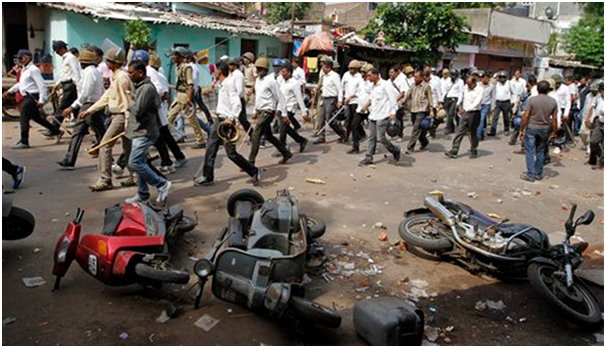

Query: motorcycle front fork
left=562, top=243, right=574, bottom=287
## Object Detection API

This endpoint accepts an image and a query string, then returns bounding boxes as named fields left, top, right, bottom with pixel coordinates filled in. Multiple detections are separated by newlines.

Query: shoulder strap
left=390, top=80, right=401, bottom=94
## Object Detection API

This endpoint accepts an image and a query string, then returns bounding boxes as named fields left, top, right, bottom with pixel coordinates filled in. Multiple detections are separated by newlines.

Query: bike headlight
left=56, top=237, right=71, bottom=263
left=194, top=259, right=214, bottom=279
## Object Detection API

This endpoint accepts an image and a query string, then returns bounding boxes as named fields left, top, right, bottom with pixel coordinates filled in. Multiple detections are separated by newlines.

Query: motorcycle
left=3, top=193, right=35, bottom=240
left=52, top=202, right=196, bottom=290
left=399, top=194, right=601, bottom=328
left=191, top=189, right=341, bottom=328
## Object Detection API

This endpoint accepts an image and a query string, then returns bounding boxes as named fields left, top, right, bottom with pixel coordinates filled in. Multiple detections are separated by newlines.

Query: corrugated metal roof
left=37, top=2, right=279, bottom=37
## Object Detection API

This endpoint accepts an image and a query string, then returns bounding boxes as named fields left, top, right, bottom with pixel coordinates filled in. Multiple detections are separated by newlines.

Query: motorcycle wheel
left=176, top=216, right=196, bottom=234
left=398, top=213, right=454, bottom=253
left=3, top=206, right=35, bottom=240
left=134, top=263, right=190, bottom=284
left=2, top=108, right=20, bottom=121
left=227, top=189, right=264, bottom=217
left=288, top=296, right=341, bottom=328
left=302, top=215, right=326, bottom=239
left=527, top=262, right=602, bottom=329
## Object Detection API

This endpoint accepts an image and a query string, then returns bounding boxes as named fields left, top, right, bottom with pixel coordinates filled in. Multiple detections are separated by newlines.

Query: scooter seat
left=102, top=204, right=123, bottom=236
left=247, top=248, right=284, bottom=258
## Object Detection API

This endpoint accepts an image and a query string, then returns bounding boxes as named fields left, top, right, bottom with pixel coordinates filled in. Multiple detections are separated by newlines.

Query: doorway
left=241, top=39, right=257, bottom=58
left=3, top=3, right=28, bottom=71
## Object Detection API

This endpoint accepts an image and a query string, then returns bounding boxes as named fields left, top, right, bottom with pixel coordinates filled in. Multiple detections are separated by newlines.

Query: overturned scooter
left=192, top=189, right=341, bottom=328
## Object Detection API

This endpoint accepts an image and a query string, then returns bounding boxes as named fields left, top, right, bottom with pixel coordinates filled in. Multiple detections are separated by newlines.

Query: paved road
left=2, top=118, right=603, bottom=345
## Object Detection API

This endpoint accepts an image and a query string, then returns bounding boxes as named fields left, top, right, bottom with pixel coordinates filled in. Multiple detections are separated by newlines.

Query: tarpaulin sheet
left=297, top=32, right=334, bottom=56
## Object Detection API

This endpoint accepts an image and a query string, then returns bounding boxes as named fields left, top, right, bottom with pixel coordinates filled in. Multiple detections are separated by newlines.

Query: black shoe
left=312, top=138, right=325, bottom=145
left=544, top=158, right=552, bottom=165
left=194, top=177, right=215, bottom=186
left=251, top=168, right=262, bottom=186
left=57, top=160, right=75, bottom=170
left=346, top=148, right=359, bottom=154
left=359, top=158, right=373, bottom=166
left=419, top=144, right=428, bottom=151
left=444, top=151, right=457, bottom=158
left=42, top=130, right=54, bottom=138
left=469, top=151, right=478, bottom=159
left=487, top=132, right=496, bottom=137
left=279, top=152, right=293, bottom=164
left=299, top=139, right=308, bottom=153
left=191, top=142, right=206, bottom=149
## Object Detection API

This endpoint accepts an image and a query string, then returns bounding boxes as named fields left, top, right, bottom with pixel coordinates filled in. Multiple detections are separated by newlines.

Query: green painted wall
left=50, top=11, right=282, bottom=86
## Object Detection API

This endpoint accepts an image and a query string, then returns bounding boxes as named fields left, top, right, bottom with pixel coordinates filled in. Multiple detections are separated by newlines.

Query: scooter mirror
left=194, top=259, right=214, bottom=279
left=575, top=210, right=595, bottom=226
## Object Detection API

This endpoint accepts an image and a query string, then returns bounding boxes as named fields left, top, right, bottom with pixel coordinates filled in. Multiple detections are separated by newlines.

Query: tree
left=362, top=3, right=470, bottom=66
left=563, top=3, right=604, bottom=67
left=452, top=2, right=507, bottom=9
left=125, top=18, right=152, bottom=50
left=264, top=3, right=312, bottom=25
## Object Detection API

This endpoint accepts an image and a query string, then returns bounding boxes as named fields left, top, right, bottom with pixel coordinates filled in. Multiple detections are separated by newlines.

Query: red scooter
left=52, top=202, right=196, bottom=290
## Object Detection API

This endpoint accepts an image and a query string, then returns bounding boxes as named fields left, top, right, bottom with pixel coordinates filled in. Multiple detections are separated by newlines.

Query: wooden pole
left=87, top=131, right=125, bottom=154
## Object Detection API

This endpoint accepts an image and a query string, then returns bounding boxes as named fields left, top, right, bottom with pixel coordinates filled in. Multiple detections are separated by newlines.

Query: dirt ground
left=2, top=116, right=604, bottom=346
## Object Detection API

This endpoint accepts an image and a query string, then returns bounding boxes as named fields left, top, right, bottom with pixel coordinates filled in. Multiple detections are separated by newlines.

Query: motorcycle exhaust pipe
left=449, top=225, right=526, bottom=262
left=424, top=196, right=456, bottom=227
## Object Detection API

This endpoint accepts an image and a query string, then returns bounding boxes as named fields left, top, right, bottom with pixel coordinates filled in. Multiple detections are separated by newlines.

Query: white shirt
left=157, top=70, right=170, bottom=126
left=427, top=77, right=441, bottom=108
left=495, top=81, right=512, bottom=102
left=231, top=69, right=246, bottom=99
left=555, top=84, right=571, bottom=117
left=71, top=65, right=103, bottom=108
left=393, top=73, right=410, bottom=95
left=462, top=84, right=483, bottom=112
left=439, top=77, right=453, bottom=103
left=293, top=66, right=306, bottom=86
left=530, top=85, right=538, bottom=98
left=321, top=70, right=343, bottom=102
left=217, top=75, right=241, bottom=120
left=8, top=62, right=48, bottom=104
left=595, top=94, right=604, bottom=123
left=510, top=77, right=526, bottom=97
left=190, top=62, right=200, bottom=90
left=548, top=91, right=563, bottom=125
left=342, top=71, right=363, bottom=104
left=255, top=74, right=286, bottom=114
left=146, top=65, right=164, bottom=95
left=356, top=80, right=373, bottom=114
left=57, top=51, right=81, bottom=87
left=280, top=77, right=307, bottom=114
left=97, top=62, right=112, bottom=80
left=368, top=79, right=398, bottom=121
left=447, top=78, right=464, bottom=100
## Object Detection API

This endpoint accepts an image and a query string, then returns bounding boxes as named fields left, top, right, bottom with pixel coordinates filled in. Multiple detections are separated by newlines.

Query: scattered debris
left=561, top=204, right=568, bottom=211
left=148, top=334, right=155, bottom=343
left=194, top=314, right=220, bottom=332
left=227, top=308, right=234, bottom=314
left=305, top=178, right=326, bottom=185
left=593, top=250, right=604, bottom=257
left=496, top=199, right=503, bottom=204
left=22, top=277, right=46, bottom=288
left=467, top=192, right=478, bottom=198
left=444, top=337, right=452, bottom=343
left=519, top=318, right=527, bottom=323
left=424, top=325, right=440, bottom=342
left=474, top=300, right=487, bottom=312
left=445, top=326, right=454, bottom=332
left=410, top=279, right=429, bottom=288
left=360, top=279, right=371, bottom=287
left=521, top=189, right=532, bottom=196
left=512, top=192, right=521, bottom=199
left=51, top=218, right=59, bottom=222
left=119, top=332, right=129, bottom=340
left=378, top=231, right=389, bottom=242
left=428, top=306, right=437, bottom=313
left=422, top=339, right=439, bottom=346
left=321, top=273, right=334, bottom=282
left=486, top=300, right=506, bottom=311
left=2, top=317, right=16, bottom=327
left=33, top=248, right=41, bottom=254
left=155, top=310, right=171, bottom=324
left=486, top=213, right=501, bottom=219
left=340, top=262, right=356, bottom=271
left=410, top=287, right=429, bottom=299
left=549, top=185, right=559, bottom=189
left=373, top=222, right=387, bottom=229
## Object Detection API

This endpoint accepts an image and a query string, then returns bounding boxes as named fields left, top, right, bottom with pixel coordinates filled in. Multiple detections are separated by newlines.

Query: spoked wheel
left=398, top=213, right=454, bottom=253
left=528, top=262, right=602, bottom=329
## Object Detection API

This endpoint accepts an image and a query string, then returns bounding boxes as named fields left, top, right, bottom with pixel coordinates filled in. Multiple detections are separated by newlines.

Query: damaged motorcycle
left=192, top=189, right=341, bottom=328
left=52, top=202, right=196, bottom=290
left=399, top=194, right=601, bottom=328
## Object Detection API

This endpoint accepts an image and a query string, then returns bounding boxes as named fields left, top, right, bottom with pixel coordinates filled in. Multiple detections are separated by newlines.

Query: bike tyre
left=288, top=296, right=341, bottom=328
left=134, top=263, right=190, bottom=284
left=527, top=262, right=602, bottom=329
left=3, top=206, right=35, bottom=240
left=227, top=189, right=264, bottom=217
left=302, top=215, right=326, bottom=239
left=176, top=216, right=196, bottom=233
left=398, top=213, right=454, bottom=253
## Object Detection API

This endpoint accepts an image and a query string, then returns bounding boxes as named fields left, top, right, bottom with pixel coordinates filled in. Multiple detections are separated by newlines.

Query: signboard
left=479, top=37, right=526, bottom=57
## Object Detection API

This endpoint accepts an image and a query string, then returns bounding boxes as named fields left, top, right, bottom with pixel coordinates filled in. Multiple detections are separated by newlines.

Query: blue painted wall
left=46, top=10, right=282, bottom=87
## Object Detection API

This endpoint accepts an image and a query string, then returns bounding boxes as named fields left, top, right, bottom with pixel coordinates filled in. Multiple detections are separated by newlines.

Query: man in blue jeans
left=476, top=71, right=494, bottom=141
left=124, top=60, right=171, bottom=204
left=518, top=80, right=558, bottom=182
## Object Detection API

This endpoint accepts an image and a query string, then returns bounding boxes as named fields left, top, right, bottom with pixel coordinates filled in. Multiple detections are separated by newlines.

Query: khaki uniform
left=167, top=63, right=205, bottom=145
left=244, top=64, right=257, bottom=102
left=87, top=69, right=133, bottom=185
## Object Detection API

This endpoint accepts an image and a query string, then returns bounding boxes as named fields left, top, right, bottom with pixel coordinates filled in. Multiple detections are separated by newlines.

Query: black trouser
left=279, top=111, right=307, bottom=146
left=200, top=120, right=258, bottom=181
left=154, top=133, right=172, bottom=167
left=160, top=125, right=185, bottom=162
left=316, top=97, right=346, bottom=141
left=3, top=157, right=19, bottom=176
left=62, top=103, right=106, bottom=166
left=407, top=112, right=429, bottom=151
left=589, top=122, right=604, bottom=166
left=344, top=104, right=358, bottom=141
left=351, top=112, right=368, bottom=151
left=451, top=110, right=481, bottom=154
left=564, top=108, right=575, bottom=142
left=21, top=93, right=58, bottom=144
left=490, top=100, right=511, bottom=134
left=238, top=97, right=251, bottom=133
left=395, top=107, right=406, bottom=137
left=53, top=81, right=77, bottom=126
left=444, top=97, right=458, bottom=133
left=195, top=88, right=212, bottom=123
left=249, top=110, right=291, bottom=164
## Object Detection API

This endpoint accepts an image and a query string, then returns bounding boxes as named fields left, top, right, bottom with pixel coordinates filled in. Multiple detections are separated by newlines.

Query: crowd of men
left=2, top=40, right=604, bottom=202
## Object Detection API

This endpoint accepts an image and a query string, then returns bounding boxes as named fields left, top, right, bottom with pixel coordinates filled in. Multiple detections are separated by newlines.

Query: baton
left=313, top=106, right=345, bottom=137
